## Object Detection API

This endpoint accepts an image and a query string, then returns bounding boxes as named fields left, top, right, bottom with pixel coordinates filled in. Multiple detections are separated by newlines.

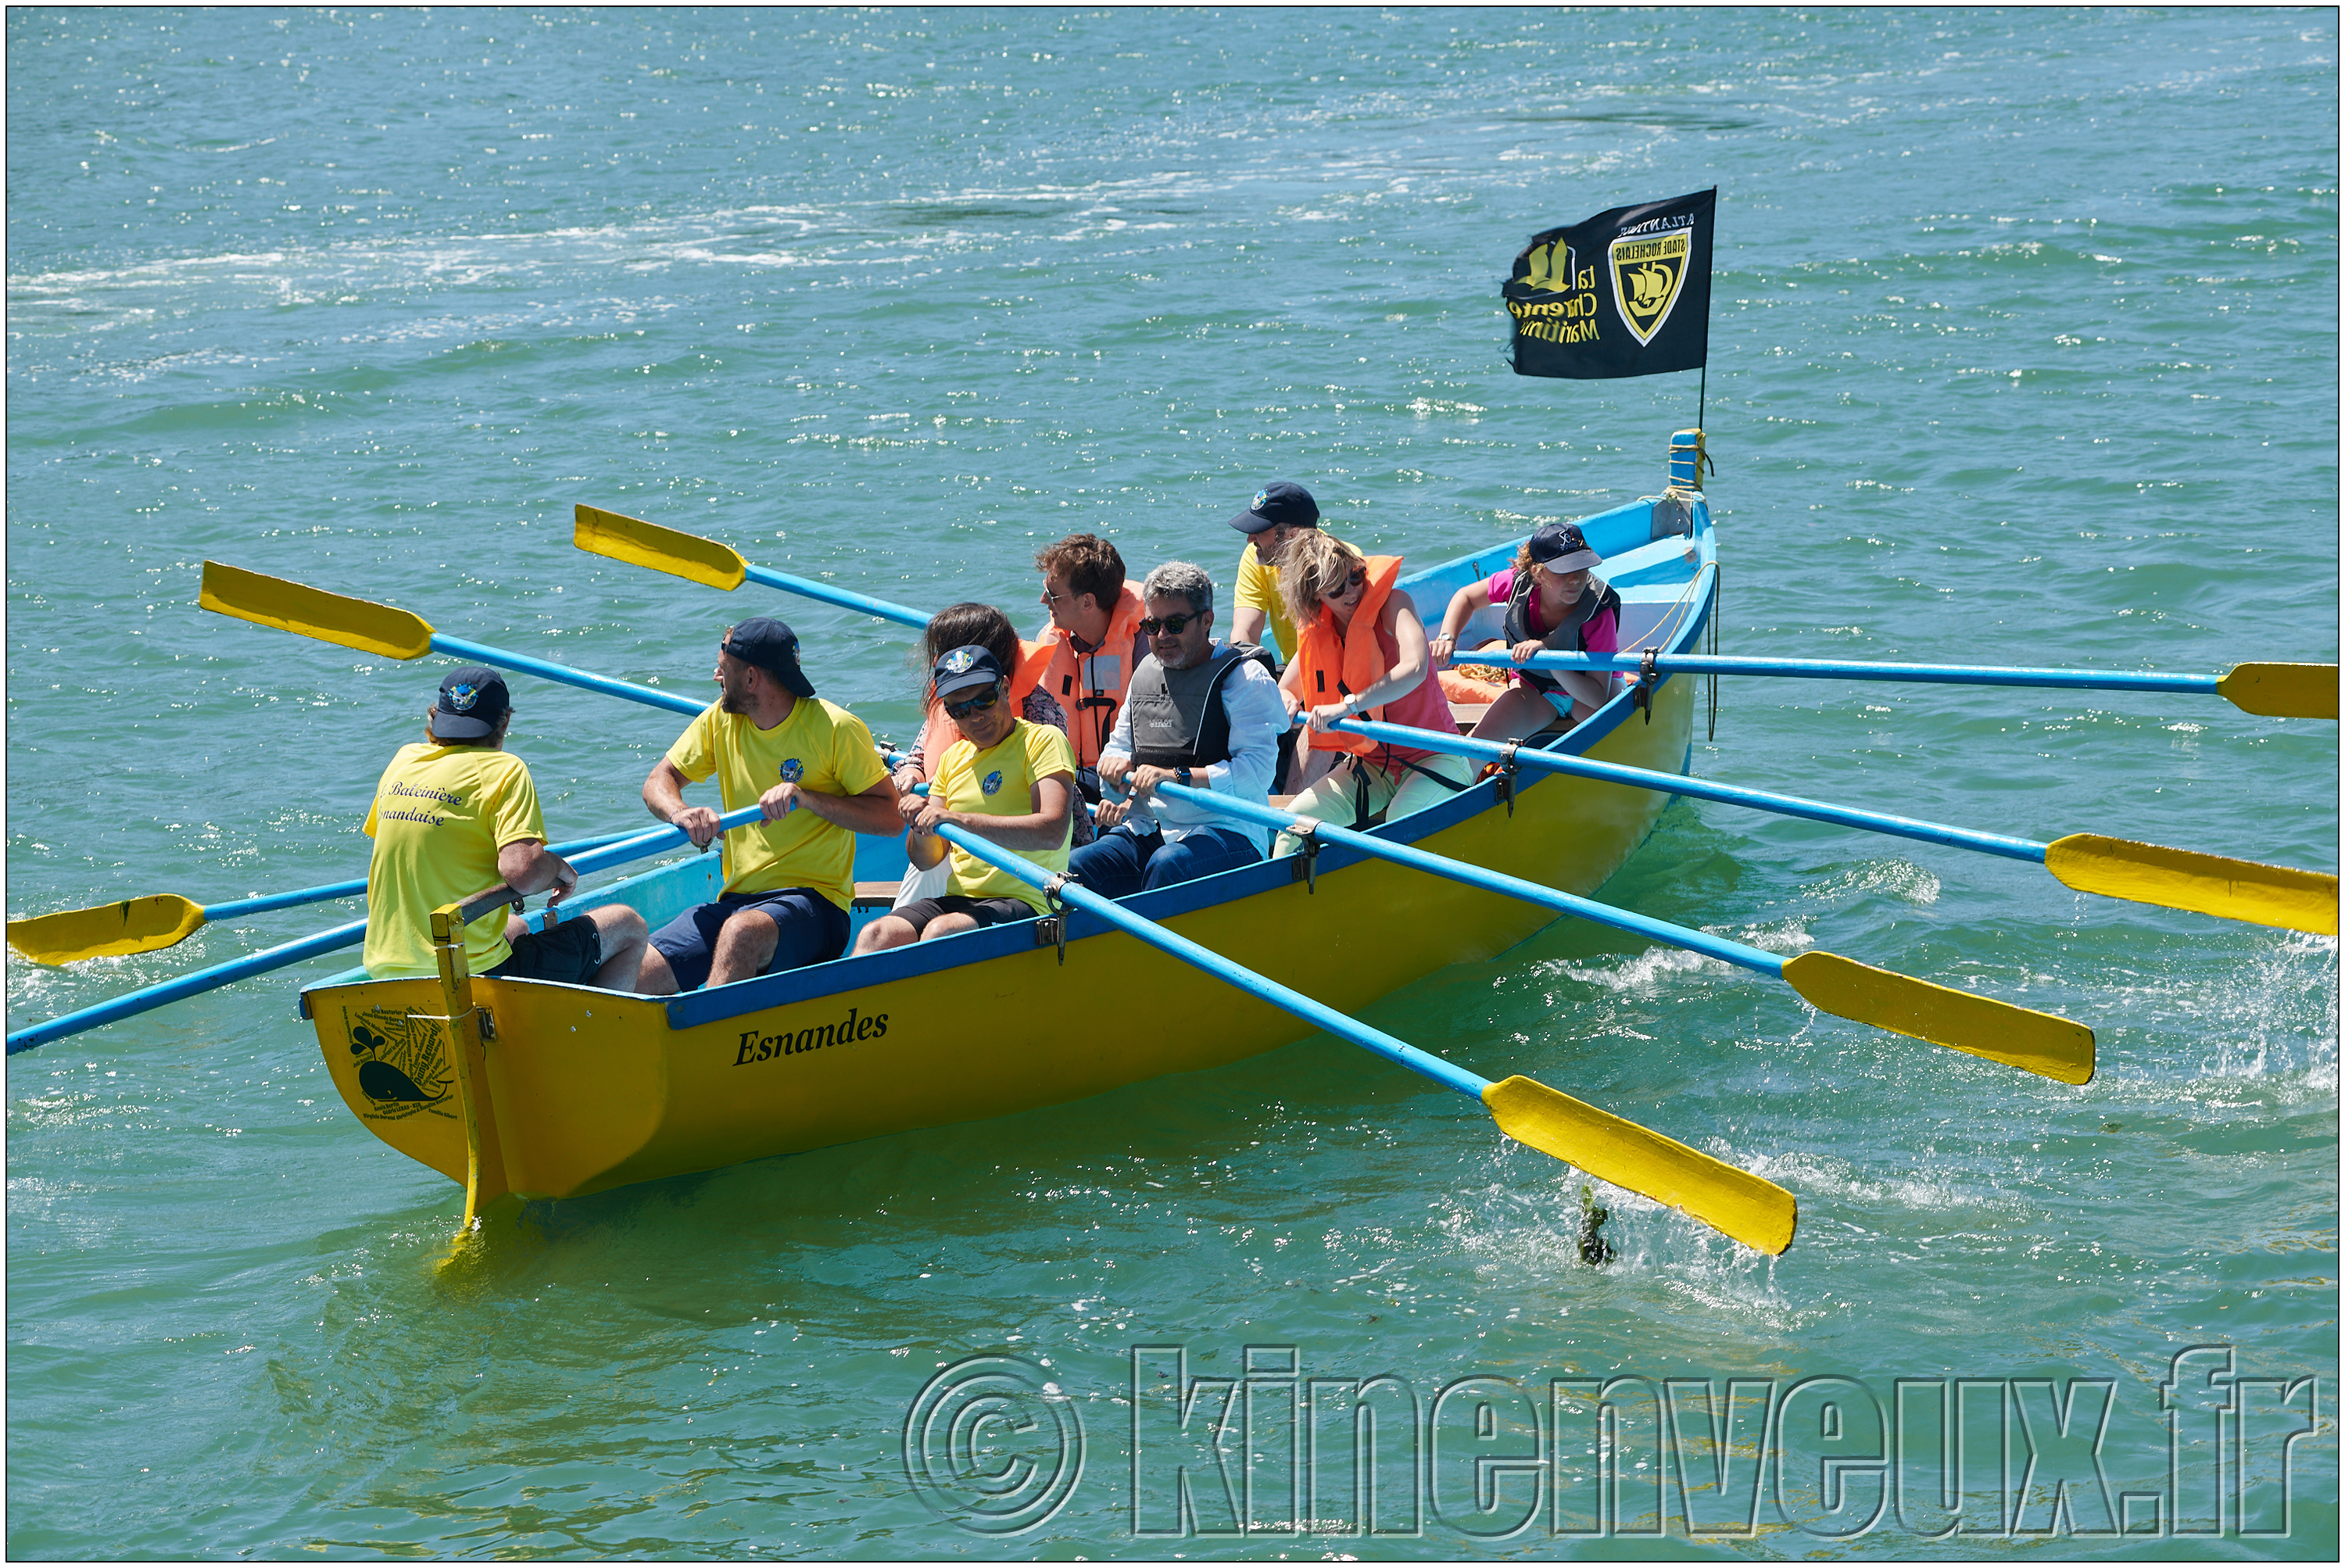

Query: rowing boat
left=297, top=458, right=1720, bottom=1212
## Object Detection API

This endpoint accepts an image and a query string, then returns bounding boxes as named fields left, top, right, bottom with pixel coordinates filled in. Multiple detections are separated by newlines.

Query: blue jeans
left=1067, top=823, right=1262, bottom=899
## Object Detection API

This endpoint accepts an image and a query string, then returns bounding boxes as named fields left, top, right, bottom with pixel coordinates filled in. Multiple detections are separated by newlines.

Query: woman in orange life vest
left=1033, top=533, right=1150, bottom=789
left=1271, top=531, right=1474, bottom=857
left=1428, top=521, right=1623, bottom=744
left=886, top=603, right=1090, bottom=910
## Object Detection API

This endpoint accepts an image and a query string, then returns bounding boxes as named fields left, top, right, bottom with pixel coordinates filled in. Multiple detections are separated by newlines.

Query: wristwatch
left=1176, top=767, right=1194, bottom=788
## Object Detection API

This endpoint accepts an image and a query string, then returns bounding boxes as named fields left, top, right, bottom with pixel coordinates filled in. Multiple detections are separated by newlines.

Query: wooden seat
left=851, top=881, right=900, bottom=910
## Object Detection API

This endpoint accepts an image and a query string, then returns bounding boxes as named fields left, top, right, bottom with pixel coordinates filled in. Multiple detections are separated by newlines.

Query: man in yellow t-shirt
left=851, top=645, right=1077, bottom=950
left=638, top=618, right=901, bottom=993
left=1226, top=478, right=1323, bottom=664
left=363, top=667, right=649, bottom=987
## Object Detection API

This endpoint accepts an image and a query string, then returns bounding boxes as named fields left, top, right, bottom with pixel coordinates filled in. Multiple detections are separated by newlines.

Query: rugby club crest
left=1609, top=226, right=1692, bottom=345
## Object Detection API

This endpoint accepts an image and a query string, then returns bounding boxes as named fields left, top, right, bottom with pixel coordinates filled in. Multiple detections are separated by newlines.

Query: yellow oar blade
left=1480, top=1075, right=1798, bottom=1255
left=574, top=504, right=747, bottom=592
left=1782, top=950, right=2094, bottom=1085
left=199, top=560, right=433, bottom=660
left=2046, top=833, right=2340, bottom=936
left=6, top=894, right=206, bottom=965
left=2218, top=661, right=2338, bottom=720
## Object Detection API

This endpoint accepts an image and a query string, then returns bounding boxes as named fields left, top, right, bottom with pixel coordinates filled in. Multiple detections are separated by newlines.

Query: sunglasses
left=1138, top=612, right=1201, bottom=636
left=1333, top=565, right=1369, bottom=595
left=943, top=686, right=1004, bottom=720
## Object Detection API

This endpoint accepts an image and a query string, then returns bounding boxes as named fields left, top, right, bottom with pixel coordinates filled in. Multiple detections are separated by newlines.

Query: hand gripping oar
left=198, top=560, right=707, bottom=718
left=574, top=505, right=931, bottom=629
left=1453, top=651, right=2341, bottom=721
left=1328, top=715, right=2340, bottom=937
left=5, top=829, right=652, bottom=967
left=927, top=821, right=1797, bottom=1255
left=3, top=810, right=765, bottom=1055
left=1146, top=781, right=2094, bottom=1085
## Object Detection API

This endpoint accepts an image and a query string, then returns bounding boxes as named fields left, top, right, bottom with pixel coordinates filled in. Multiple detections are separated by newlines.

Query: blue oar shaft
left=427, top=633, right=707, bottom=718
left=1331, top=715, right=2051, bottom=864
left=4, top=822, right=757, bottom=1056
left=195, top=828, right=650, bottom=922
left=743, top=564, right=929, bottom=630
left=1148, top=782, right=1785, bottom=978
left=1454, top=649, right=2224, bottom=696
left=931, top=823, right=1492, bottom=1101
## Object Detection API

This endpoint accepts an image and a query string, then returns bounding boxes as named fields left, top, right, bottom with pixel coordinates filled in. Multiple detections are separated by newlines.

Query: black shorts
left=483, top=918, right=603, bottom=984
left=893, top=895, right=1037, bottom=936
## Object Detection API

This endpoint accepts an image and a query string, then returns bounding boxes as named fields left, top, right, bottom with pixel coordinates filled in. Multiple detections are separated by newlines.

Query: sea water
left=5, top=9, right=2336, bottom=1558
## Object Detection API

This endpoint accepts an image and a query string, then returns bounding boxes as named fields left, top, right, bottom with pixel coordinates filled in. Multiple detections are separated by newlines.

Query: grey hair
left=1139, top=560, right=1214, bottom=616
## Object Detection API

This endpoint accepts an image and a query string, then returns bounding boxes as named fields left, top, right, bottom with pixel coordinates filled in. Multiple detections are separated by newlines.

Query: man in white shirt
left=1072, top=561, right=1289, bottom=897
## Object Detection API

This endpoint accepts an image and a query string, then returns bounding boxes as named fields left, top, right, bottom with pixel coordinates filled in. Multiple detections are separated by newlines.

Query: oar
left=198, top=560, right=707, bottom=718
left=4, top=809, right=766, bottom=1055
left=928, top=820, right=1797, bottom=1255
left=1328, top=715, right=2339, bottom=937
left=1145, top=781, right=2093, bottom=1084
left=1452, top=650, right=2340, bottom=721
left=574, top=505, right=931, bottom=629
left=5, top=829, right=650, bottom=966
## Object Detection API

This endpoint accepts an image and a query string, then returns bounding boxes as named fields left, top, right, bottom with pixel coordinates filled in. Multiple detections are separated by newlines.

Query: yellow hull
left=305, top=678, right=1699, bottom=1202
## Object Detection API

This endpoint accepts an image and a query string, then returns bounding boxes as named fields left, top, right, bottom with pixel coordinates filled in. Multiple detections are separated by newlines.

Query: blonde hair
left=1277, top=530, right=1366, bottom=628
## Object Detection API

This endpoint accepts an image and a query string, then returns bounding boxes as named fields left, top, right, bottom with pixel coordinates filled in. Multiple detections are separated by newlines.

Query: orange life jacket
left=1291, top=555, right=1405, bottom=757
left=916, top=638, right=1054, bottom=773
left=1039, top=582, right=1147, bottom=770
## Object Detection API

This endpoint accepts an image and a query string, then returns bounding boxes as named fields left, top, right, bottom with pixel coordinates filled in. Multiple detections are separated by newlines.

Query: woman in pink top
left=1430, top=523, right=1623, bottom=744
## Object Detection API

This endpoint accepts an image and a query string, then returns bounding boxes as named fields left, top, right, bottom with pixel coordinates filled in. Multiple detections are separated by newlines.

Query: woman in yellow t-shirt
left=851, top=646, right=1076, bottom=950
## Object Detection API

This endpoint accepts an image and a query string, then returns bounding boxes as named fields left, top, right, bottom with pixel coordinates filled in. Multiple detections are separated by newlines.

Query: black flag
left=1504, top=188, right=1714, bottom=380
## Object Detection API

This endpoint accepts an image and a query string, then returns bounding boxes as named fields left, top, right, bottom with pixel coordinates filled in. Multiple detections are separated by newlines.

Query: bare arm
left=1428, top=580, right=1482, bottom=668
left=496, top=839, right=576, bottom=901
left=643, top=757, right=722, bottom=848
left=1230, top=604, right=1268, bottom=646
left=1555, top=668, right=1612, bottom=711
left=1354, top=597, right=1431, bottom=708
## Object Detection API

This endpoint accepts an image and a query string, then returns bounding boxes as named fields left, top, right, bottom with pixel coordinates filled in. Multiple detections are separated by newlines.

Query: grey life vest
left=1502, top=571, right=1622, bottom=693
left=1126, top=643, right=1277, bottom=768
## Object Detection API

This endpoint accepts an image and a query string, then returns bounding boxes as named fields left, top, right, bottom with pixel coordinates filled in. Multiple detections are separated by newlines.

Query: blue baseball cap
left=431, top=666, right=511, bottom=740
left=723, top=616, right=817, bottom=699
left=1227, top=480, right=1320, bottom=536
left=931, top=644, right=1006, bottom=702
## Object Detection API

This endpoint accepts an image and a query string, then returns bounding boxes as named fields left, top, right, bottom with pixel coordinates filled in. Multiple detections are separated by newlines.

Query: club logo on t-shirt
left=982, top=770, right=1003, bottom=796
left=779, top=757, right=804, bottom=784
